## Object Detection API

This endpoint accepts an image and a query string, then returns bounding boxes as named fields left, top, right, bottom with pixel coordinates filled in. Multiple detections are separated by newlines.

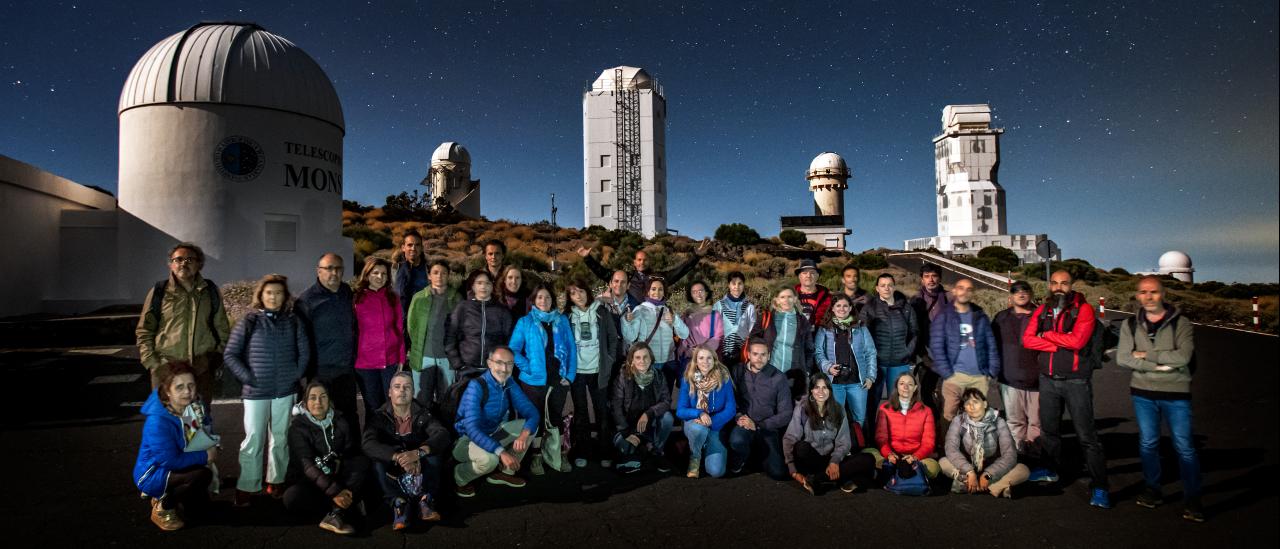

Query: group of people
left=132, top=234, right=1205, bottom=534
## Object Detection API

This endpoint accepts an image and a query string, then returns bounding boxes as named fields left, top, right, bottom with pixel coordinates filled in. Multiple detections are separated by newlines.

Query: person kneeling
left=939, top=388, right=1028, bottom=498
left=285, top=381, right=369, bottom=535
left=363, top=372, right=451, bottom=530
left=784, top=374, right=877, bottom=495
left=452, top=346, right=541, bottom=496
left=612, top=343, right=675, bottom=473
left=133, top=362, right=218, bottom=531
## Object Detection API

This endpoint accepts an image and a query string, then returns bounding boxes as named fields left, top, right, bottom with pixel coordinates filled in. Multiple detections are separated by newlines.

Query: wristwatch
left=416, top=448, right=427, bottom=458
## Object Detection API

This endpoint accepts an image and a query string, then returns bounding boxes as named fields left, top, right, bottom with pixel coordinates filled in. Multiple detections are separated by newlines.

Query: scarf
left=717, top=295, right=748, bottom=338
left=921, top=285, right=948, bottom=321
left=528, top=308, right=573, bottom=370
left=963, top=409, right=999, bottom=472
left=634, top=367, right=656, bottom=389
left=645, top=297, right=667, bottom=307
left=832, top=315, right=855, bottom=330
left=693, top=369, right=720, bottom=412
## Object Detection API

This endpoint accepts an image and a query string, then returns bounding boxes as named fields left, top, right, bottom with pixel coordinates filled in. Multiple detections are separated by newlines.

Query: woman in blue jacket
left=676, top=345, right=736, bottom=478
left=224, top=274, right=311, bottom=506
left=815, top=294, right=878, bottom=432
left=510, top=283, right=578, bottom=475
left=133, top=361, right=218, bottom=531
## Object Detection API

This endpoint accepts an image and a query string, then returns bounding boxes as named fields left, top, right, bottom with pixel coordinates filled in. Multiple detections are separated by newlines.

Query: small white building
left=424, top=142, right=480, bottom=217
left=582, top=66, right=667, bottom=237
left=780, top=152, right=852, bottom=250
left=1137, top=251, right=1195, bottom=283
left=905, top=104, right=1054, bottom=263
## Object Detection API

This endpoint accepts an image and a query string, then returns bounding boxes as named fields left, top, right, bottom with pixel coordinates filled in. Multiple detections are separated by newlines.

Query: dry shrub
left=743, top=250, right=772, bottom=265
left=446, top=239, right=470, bottom=251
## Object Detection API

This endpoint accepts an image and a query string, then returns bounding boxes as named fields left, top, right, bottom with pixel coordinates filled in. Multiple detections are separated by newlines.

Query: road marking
left=69, top=347, right=127, bottom=356
left=89, top=374, right=142, bottom=385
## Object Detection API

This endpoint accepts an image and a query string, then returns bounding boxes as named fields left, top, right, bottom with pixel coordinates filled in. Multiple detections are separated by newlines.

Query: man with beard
left=1022, top=270, right=1111, bottom=509
left=910, top=263, right=949, bottom=411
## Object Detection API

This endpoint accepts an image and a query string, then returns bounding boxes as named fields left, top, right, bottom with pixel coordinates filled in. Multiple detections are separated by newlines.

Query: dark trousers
left=161, top=465, right=213, bottom=510
left=373, top=455, right=441, bottom=504
left=1039, top=375, right=1109, bottom=490
left=792, top=441, right=877, bottom=486
left=355, top=367, right=397, bottom=418
left=728, top=426, right=788, bottom=479
left=659, top=359, right=683, bottom=396
left=520, top=371, right=570, bottom=458
left=569, top=373, right=608, bottom=460
left=282, top=455, right=370, bottom=515
left=785, top=369, right=809, bottom=401
left=315, top=371, right=360, bottom=434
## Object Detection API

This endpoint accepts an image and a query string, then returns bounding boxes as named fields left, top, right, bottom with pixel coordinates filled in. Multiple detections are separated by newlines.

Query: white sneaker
left=574, top=458, right=588, bottom=468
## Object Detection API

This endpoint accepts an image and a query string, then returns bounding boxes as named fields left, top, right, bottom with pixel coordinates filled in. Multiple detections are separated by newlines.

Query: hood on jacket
left=141, top=390, right=173, bottom=419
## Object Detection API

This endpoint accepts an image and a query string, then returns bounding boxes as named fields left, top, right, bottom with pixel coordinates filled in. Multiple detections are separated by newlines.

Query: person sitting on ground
left=611, top=342, right=675, bottom=474
left=510, top=283, right=577, bottom=475
left=452, top=346, right=541, bottom=497
left=361, top=372, right=451, bottom=531
left=939, top=388, right=1029, bottom=498
left=783, top=373, right=878, bottom=495
left=875, top=372, right=940, bottom=479
left=675, top=345, right=737, bottom=478
left=727, top=339, right=793, bottom=479
left=133, top=361, right=218, bottom=532
left=285, top=381, right=369, bottom=535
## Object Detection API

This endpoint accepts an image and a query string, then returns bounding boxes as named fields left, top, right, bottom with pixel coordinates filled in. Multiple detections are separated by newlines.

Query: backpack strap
left=642, top=306, right=665, bottom=345
left=149, top=279, right=168, bottom=326
left=204, top=278, right=224, bottom=347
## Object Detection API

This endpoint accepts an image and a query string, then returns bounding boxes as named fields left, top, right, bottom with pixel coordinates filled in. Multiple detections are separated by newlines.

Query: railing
left=885, top=251, right=1011, bottom=291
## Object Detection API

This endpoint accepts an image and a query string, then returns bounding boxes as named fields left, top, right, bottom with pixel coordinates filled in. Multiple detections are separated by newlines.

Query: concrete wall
left=583, top=89, right=667, bottom=236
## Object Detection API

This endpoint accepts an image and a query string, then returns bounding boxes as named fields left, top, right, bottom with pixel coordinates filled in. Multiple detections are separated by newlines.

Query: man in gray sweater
left=1116, top=276, right=1202, bottom=522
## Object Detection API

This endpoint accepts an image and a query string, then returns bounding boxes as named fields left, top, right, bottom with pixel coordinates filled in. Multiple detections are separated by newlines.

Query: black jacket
left=730, top=364, right=794, bottom=431
left=286, top=409, right=362, bottom=496
left=445, top=299, right=514, bottom=371
left=295, top=281, right=356, bottom=378
left=361, top=402, right=452, bottom=465
left=223, top=309, right=310, bottom=400
left=860, top=291, right=918, bottom=366
left=992, top=308, right=1039, bottom=390
left=611, top=369, right=671, bottom=435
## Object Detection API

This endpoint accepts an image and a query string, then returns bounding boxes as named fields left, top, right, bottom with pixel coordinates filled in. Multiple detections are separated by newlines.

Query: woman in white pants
left=223, top=274, right=311, bottom=506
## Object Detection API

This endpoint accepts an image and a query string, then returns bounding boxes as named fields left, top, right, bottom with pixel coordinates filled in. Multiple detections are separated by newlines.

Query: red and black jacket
left=1021, top=292, right=1097, bottom=379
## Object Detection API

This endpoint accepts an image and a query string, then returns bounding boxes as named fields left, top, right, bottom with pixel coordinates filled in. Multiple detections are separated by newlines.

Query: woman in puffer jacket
left=133, top=361, right=218, bottom=532
left=874, top=372, right=939, bottom=480
left=224, top=274, right=310, bottom=506
left=445, top=270, right=514, bottom=373
left=284, top=381, right=369, bottom=535
left=511, top=283, right=578, bottom=475
left=353, top=257, right=405, bottom=418
left=939, top=388, right=1029, bottom=497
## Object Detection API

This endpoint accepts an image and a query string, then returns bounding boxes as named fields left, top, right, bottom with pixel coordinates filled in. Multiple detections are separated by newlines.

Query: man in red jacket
left=1022, top=270, right=1111, bottom=509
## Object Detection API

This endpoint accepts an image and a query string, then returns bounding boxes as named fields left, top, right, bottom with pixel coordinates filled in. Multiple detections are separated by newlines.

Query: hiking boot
left=391, top=498, right=408, bottom=531
left=419, top=496, right=441, bottom=522
left=266, top=483, right=286, bottom=499
left=150, top=500, right=184, bottom=531
left=840, top=480, right=858, bottom=494
left=1183, top=498, right=1206, bottom=523
left=456, top=482, right=477, bottom=498
left=486, top=471, right=527, bottom=488
left=233, top=489, right=254, bottom=508
left=616, top=460, right=642, bottom=474
left=654, top=455, right=673, bottom=473
left=574, top=458, right=588, bottom=469
left=1136, top=488, right=1163, bottom=509
left=1089, top=488, right=1112, bottom=509
left=319, top=509, right=354, bottom=535
left=687, top=456, right=701, bottom=479
left=600, top=459, right=613, bottom=468
left=530, top=455, right=545, bottom=476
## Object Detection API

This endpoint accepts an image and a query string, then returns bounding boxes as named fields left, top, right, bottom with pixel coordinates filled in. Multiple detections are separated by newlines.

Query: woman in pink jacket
left=353, top=257, right=405, bottom=418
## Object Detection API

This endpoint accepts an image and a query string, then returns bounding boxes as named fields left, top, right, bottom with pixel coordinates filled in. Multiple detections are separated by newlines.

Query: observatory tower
left=582, top=66, right=667, bottom=237
left=424, top=142, right=480, bottom=217
left=778, top=152, right=852, bottom=250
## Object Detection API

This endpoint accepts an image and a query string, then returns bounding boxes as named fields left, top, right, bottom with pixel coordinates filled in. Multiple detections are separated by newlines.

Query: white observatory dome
left=807, top=152, right=850, bottom=178
left=1158, top=250, right=1193, bottom=270
left=119, top=22, right=344, bottom=131
left=591, top=66, right=654, bottom=92
left=431, top=142, right=471, bottom=165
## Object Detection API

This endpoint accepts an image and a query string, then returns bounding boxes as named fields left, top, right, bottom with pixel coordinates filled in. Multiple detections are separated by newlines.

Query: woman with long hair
left=874, top=372, right=940, bottom=480
left=510, top=284, right=577, bottom=475
left=496, top=265, right=531, bottom=323
left=564, top=277, right=621, bottom=468
left=814, top=293, right=878, bottom=432
left=284, top=381, right=368, bottom=535
left=611, top=343, right=674, bottom=474
left=749, top=287, right=815, bottom=399
left=353, top=257, right=405, bottom=418
left=675, top=345, right=736, bottom=478
left=679, top=280, right=724, bottom=367
left=445, top=270, right=515, bottom=372
left=783, top=373, right=878, bottom=495
left=622, top=277, right=690, bottom=394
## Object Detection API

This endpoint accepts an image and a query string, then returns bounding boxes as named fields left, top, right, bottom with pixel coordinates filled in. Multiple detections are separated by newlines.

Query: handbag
left=540, top=390, right=571, bottom=472
left=883, top=460, right=930, bottom=496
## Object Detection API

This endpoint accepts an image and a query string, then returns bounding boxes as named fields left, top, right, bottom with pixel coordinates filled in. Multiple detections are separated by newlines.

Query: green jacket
left=406, top=286, right=460, bottom=371
left=135, top=274, right=231, bottom=374
left=1115, top=305, right=1194, bottom=394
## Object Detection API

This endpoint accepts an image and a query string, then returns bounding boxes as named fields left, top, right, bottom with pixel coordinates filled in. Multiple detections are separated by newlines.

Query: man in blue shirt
left=451, top=346, right=541, bottom=497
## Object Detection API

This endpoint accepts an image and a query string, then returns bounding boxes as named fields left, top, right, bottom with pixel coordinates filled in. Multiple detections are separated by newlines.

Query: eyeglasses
left=169, top=257, right=198, bottom=265
left=488, top=359, right=515, bottom=367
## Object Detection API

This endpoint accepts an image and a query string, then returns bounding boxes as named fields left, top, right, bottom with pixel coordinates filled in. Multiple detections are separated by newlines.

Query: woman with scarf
left=814, top=294, right=878, bottom=432
left=622, top=278, right=690, bottom=394
left=713, top=271, right=756, bottom=365
left=564, top=277, right=621, bottom=468
left=611, top=342, right=675, bottom=474
left=940, top=388, right=1028, bottom=497
left=510, top=284, right=578, bottom=475
left=679, top=280, right=723, bottom=367
left=284, top=381, right=368, bottom=535
left=496, top=265, right=531, bottom=323
left=675, top=345, right=737, bottom=478
left=353, top=257, right=406, bottom=419
left=750, top=287, right=816, bottom=399
left=783, top=373, right=878, bottom=495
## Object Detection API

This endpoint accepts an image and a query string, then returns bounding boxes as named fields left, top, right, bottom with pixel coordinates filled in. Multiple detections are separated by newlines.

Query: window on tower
left=601, top=179, right=611, bottom=192
left=601, top=204, right=612, bottom=217
left=600, top=155, right=611, bottom=168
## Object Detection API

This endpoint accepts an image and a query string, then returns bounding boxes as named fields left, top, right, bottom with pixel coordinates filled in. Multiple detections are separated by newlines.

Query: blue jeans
left=614, top=412, right=674, bottom=458
left=1133, top=395, right=1201, bottom=499
left=727, top=426, right=787, bottom=479
left=868, top=364, right=912, bottom=428
left=832, top=382, right=869, bottom=432
left=683, top=422, right=728, bottom=478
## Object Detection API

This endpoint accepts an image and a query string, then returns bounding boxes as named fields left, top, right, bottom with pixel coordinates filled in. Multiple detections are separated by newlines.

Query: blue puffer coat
left=455, top=370, right=541, bottom=455
left=814, top=325, right=878, bottom=385
left=510, top=312, right=578, bottom=386
left=133, top=390, right=209, bottom=497
left=223, top=309, right=311, bottom=400
left=929, top=304, right=1001, bottom=380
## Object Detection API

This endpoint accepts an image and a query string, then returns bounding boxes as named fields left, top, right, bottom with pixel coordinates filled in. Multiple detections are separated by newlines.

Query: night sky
left=3, top=0, right=1276, bottom=282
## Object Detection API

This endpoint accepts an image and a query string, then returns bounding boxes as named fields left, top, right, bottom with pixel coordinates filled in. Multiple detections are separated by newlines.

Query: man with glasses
left=451, top=346, right=541, bottom=497
left=136, top=242, right=230, bottom=408
left=296, top=253, right=359, bottom=433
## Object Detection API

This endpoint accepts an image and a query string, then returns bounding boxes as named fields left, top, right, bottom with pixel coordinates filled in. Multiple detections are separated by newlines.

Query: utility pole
left=550, top=193, right=559, bottom=271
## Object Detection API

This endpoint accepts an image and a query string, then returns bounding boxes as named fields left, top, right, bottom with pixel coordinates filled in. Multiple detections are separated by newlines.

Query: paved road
left=2, top=324, right=1276, bottom=548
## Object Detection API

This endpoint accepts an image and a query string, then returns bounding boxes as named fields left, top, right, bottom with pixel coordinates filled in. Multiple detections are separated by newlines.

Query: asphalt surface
left=2, top=323, right=1276, bottom=548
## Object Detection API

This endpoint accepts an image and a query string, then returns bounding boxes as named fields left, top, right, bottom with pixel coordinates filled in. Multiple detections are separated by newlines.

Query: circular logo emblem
left=214, top=136, right=265, bottom=182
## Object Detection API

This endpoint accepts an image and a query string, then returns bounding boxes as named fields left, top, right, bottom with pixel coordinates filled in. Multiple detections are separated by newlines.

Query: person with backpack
left=564, top=277, right=621, bottom=469
left=992, top=281, right=1042, bottom=457
left=1022, top=269, right=1111, bottom=509
left=452, top=346, right=541, bottom=497
left=611, top=343, right=674, bottom=474
left=713, top=271, right=756, bottom=365
left=136, top=242, right=231, bottom=410
left=353, top=257, right=406, bottom=419
left=223, top=274, right=310, bottom=506
left=794, top=259, right=833, bottom=326
left=860, top=273, right=918, bottom=428
left=622, top=277, right=690, bottom=394
left=929, top=278, right=1001, bottom=432
left=1116, top=276, right=1203, bottom=522
left=783, top=373, right=877, bottom=495
left=875, top=372, right=940, bottom=484
left=814, top=293, right=878, bottom=432
left=445, top=270, right=515, bottom=373
left=510, top=284, right=578, bottom=475
left=405, top=260, right=459, bottom=407
left=362, top=372, right=451, bottom=530
left=749, top=287, right=816, bottom=400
